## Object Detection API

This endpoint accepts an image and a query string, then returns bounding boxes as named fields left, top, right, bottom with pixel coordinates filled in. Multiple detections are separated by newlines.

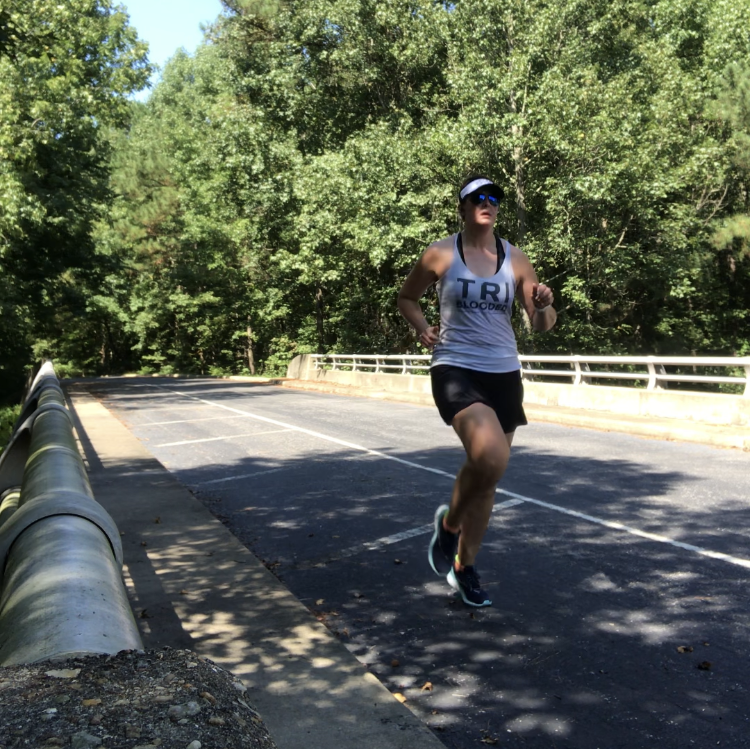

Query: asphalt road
left=95, top=377, right=750, bottom=749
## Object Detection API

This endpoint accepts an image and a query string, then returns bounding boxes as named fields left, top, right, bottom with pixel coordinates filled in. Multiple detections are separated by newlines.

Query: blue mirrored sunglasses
left=467, top=192, right=500, bottom=207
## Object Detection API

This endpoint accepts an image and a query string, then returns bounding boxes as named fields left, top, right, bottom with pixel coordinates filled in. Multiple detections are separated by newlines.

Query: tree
left=69, top=0, right=750, bottom=377
left=0, top=0, right=149, bottom=392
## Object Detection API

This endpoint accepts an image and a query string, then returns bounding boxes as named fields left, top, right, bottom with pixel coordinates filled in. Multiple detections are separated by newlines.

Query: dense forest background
left=2, top=0, right=750, bottom=401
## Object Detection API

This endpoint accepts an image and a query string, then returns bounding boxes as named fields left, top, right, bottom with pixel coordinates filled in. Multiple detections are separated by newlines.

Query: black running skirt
left=430, top=365, right=528, bottom=433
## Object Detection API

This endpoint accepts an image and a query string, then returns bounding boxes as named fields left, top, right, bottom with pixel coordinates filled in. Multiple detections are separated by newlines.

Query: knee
left=467, top=447, right=507, bottom=484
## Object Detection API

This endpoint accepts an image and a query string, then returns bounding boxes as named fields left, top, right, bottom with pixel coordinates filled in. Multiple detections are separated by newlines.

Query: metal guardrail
left=0, top=361, right=143, bottom=665
left=310, top=354, right=750, bottom=396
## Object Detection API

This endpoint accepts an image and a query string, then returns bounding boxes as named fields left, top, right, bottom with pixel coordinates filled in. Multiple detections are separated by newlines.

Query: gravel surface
left=0, top=648, right=277, bottom=749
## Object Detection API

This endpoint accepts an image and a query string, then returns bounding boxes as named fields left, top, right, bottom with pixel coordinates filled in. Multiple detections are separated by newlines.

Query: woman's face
left=462, top=191, right=499, bottom=228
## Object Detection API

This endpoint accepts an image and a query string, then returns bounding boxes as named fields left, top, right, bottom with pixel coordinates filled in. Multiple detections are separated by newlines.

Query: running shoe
left=447, top=565, right=492, bottom=607
left=428, top=504, right=458, bottom=576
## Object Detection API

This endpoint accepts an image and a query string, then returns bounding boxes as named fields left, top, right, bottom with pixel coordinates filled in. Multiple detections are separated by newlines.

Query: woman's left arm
left=510, top=245, right=557, bottom=333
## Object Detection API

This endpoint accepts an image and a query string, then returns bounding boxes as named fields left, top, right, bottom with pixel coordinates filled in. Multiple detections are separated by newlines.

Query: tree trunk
left=506, top=20, right=527, bottom=246
left=512, top=124, right=527, bottom=247
left=508, top=84, right=527, bottom=246
left=509, top=88, right=529, bottom=332
left=246, top=325, right=255, bottom=375
left=316, top=286, right=325, bottom=354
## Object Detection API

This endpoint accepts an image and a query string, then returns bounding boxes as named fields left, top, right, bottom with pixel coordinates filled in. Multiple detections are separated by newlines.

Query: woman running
left=397, top=174, right=556, bottom=607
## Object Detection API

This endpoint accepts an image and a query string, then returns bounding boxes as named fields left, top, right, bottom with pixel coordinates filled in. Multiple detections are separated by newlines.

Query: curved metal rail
left=0, top=362, right=143, bottom=665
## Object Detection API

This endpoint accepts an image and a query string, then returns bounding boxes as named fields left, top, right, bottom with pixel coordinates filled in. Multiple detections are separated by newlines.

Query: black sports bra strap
left=495, top=235, right=505, bottom=273
left=457, top=232, right=505, bottom=274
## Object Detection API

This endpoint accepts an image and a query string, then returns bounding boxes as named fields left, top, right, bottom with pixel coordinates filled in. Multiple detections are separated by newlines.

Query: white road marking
left=157, top=385, right=456, bottom=475
left=155, top=429, right=290, bottom=447
left=197, top=468, right=284, bottom=486
left=495, top=489, right=750, bottom=570
left=156, top=386, right=750, bottom=572
left=91, top=468, right=165, bottom=477
left=140, top=415, right=250, bottom=427
left=143, top=404, right=210, bottom=410
left=295, top=499, right=526, bottom=569
left=360, top=499, right=523, bottom=554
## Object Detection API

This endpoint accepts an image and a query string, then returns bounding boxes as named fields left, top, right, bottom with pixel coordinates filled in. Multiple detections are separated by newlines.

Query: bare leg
left=444, top=402, right=514, bottom=567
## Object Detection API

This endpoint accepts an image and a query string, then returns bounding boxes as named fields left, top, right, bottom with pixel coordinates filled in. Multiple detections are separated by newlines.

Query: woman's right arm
left=397, top=242, right=450, bottom=349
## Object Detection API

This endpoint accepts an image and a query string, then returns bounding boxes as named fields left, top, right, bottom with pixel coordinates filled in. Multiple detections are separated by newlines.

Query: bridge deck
left=66, top=377, right=750, bottom=749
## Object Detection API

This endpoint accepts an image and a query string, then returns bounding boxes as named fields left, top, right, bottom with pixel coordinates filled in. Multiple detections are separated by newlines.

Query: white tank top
left=431, top=233, right=520, bottom=373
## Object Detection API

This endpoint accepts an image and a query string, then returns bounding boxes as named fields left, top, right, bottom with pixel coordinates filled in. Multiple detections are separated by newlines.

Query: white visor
left=459, top=178, right=496, bottom=200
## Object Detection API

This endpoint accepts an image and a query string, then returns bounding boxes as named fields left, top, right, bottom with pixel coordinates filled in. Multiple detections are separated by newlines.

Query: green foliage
left=710, top=61, right=750, bottom=250
left=0, top=404, right=22, bottom=451
left=0, top=0, right=150, bottom=393
left=4, top=0, right=750, bottom=381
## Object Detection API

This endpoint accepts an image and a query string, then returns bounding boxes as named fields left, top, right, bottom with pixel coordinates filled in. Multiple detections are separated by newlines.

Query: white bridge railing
left=310, top=354, right=750, bottom=397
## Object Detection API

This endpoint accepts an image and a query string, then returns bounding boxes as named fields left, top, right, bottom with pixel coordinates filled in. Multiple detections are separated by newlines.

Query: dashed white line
left=140, top=415, right=250, bottom=427
left=356, top=499, right=523, bottom=555
left=154, top=428, right=290, bottom=447
left=141, top=404, right=210, bottom=411
left=157, top=385, right=454, bottom=476
left=295, top=499, right=525, bottom=569
left=156, top=385, right=750, bottom=572
left=197, top=467, right=284, bottom=486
